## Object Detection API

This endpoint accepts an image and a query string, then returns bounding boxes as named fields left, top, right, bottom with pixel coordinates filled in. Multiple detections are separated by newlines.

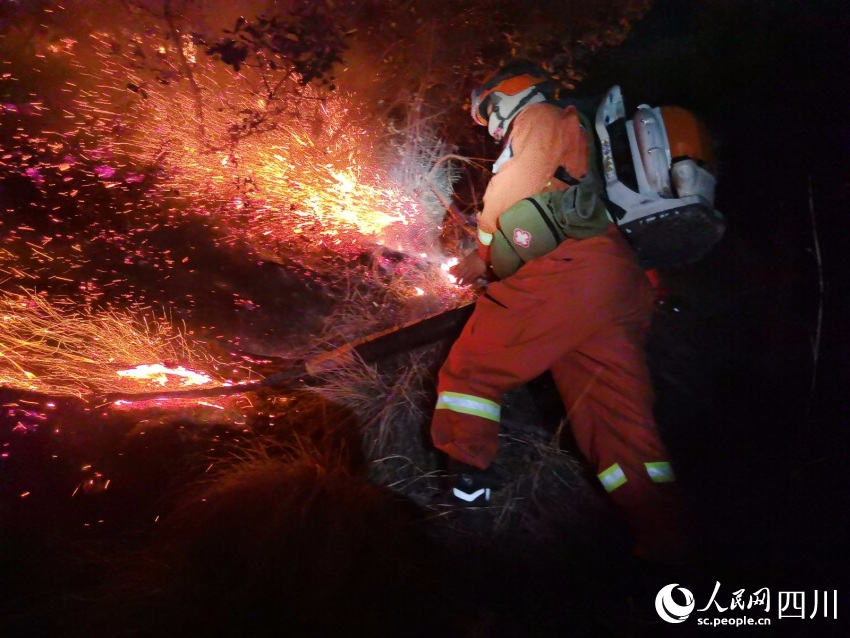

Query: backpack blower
left=595, top=85, right=725, bottom=269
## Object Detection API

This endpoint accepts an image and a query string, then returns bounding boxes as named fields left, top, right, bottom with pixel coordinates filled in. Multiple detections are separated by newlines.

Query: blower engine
left=595, top=85, right=725, bottom=269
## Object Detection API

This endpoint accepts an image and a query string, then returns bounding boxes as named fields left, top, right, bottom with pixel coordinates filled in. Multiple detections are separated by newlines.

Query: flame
left=116, top=364, right=213, bottom=387
left=441, top=258, right=459, bottom=285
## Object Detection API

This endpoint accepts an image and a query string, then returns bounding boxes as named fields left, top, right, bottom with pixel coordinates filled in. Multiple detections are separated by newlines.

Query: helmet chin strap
left=488, top=88, right=547, bottom=140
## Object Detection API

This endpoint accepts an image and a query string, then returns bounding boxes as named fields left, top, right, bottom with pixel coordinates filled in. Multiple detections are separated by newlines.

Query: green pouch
left=490, top=176, right=611, bottom=279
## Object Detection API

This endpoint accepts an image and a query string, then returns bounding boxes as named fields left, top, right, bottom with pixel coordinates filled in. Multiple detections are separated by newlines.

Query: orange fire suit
left=431, top=102, right=684, bottom=560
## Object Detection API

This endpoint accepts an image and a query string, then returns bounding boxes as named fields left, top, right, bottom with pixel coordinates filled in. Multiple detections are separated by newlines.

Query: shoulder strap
left=552, top=109, right=603, bottom=191
left=524, top=196, right=565, bottom=244
left=553, top=165, right=581, bottom=186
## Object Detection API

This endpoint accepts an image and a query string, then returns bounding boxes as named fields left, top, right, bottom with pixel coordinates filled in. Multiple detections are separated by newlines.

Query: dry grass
left=310, top=348, right=443, bottom=497
left=308, top=338, right=616, bottom=561
left=487, top=430, right=616, bottom=548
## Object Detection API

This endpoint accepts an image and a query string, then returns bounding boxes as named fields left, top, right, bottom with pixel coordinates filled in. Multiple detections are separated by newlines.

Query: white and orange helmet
left=471, top=61, right=553, bottom=140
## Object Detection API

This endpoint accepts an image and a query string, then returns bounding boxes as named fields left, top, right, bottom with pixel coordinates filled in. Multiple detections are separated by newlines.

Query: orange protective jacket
left=476, top=103, right=588, bottom=261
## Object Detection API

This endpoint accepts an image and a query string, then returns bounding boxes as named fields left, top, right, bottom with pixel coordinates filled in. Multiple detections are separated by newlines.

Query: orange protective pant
left=432, top=226, right=685, bottom=559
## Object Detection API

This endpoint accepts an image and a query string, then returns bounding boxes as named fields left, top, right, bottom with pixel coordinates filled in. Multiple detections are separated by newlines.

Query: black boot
left=446, top=459, right=506, bottom=505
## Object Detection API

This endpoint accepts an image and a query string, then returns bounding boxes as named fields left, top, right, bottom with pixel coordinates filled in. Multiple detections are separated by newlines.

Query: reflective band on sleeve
left=477, top=229, right=494, bottom=246
left=435, top=391, right=501, bottom=422
left=598, top=463, right=627, bottom=493
left=645, top=462, right=675, bottom=483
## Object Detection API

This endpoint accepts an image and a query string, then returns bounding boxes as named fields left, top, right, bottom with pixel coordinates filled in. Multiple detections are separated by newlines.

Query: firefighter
left=431, top=61, right=688, bottom=563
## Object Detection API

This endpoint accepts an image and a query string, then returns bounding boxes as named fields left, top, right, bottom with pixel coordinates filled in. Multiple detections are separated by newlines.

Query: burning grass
left=69, top=27, right=461, bottom=267
left=312, top=250, right=470, bottom=353
left=0, top=289, right=225, bottom=398
left=2, top=15, right=469, bottom=378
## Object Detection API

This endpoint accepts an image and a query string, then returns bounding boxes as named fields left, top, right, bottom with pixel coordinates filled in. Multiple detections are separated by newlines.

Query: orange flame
left=116, top=364, right=214, bottom=387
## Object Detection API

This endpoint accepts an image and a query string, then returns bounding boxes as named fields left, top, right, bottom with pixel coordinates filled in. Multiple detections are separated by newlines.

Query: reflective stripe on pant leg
left=435, top=391, right=501, bottom=422
left=598, top=462, right=627, bottom=493
left=645, top=461, right=675, bottom=483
